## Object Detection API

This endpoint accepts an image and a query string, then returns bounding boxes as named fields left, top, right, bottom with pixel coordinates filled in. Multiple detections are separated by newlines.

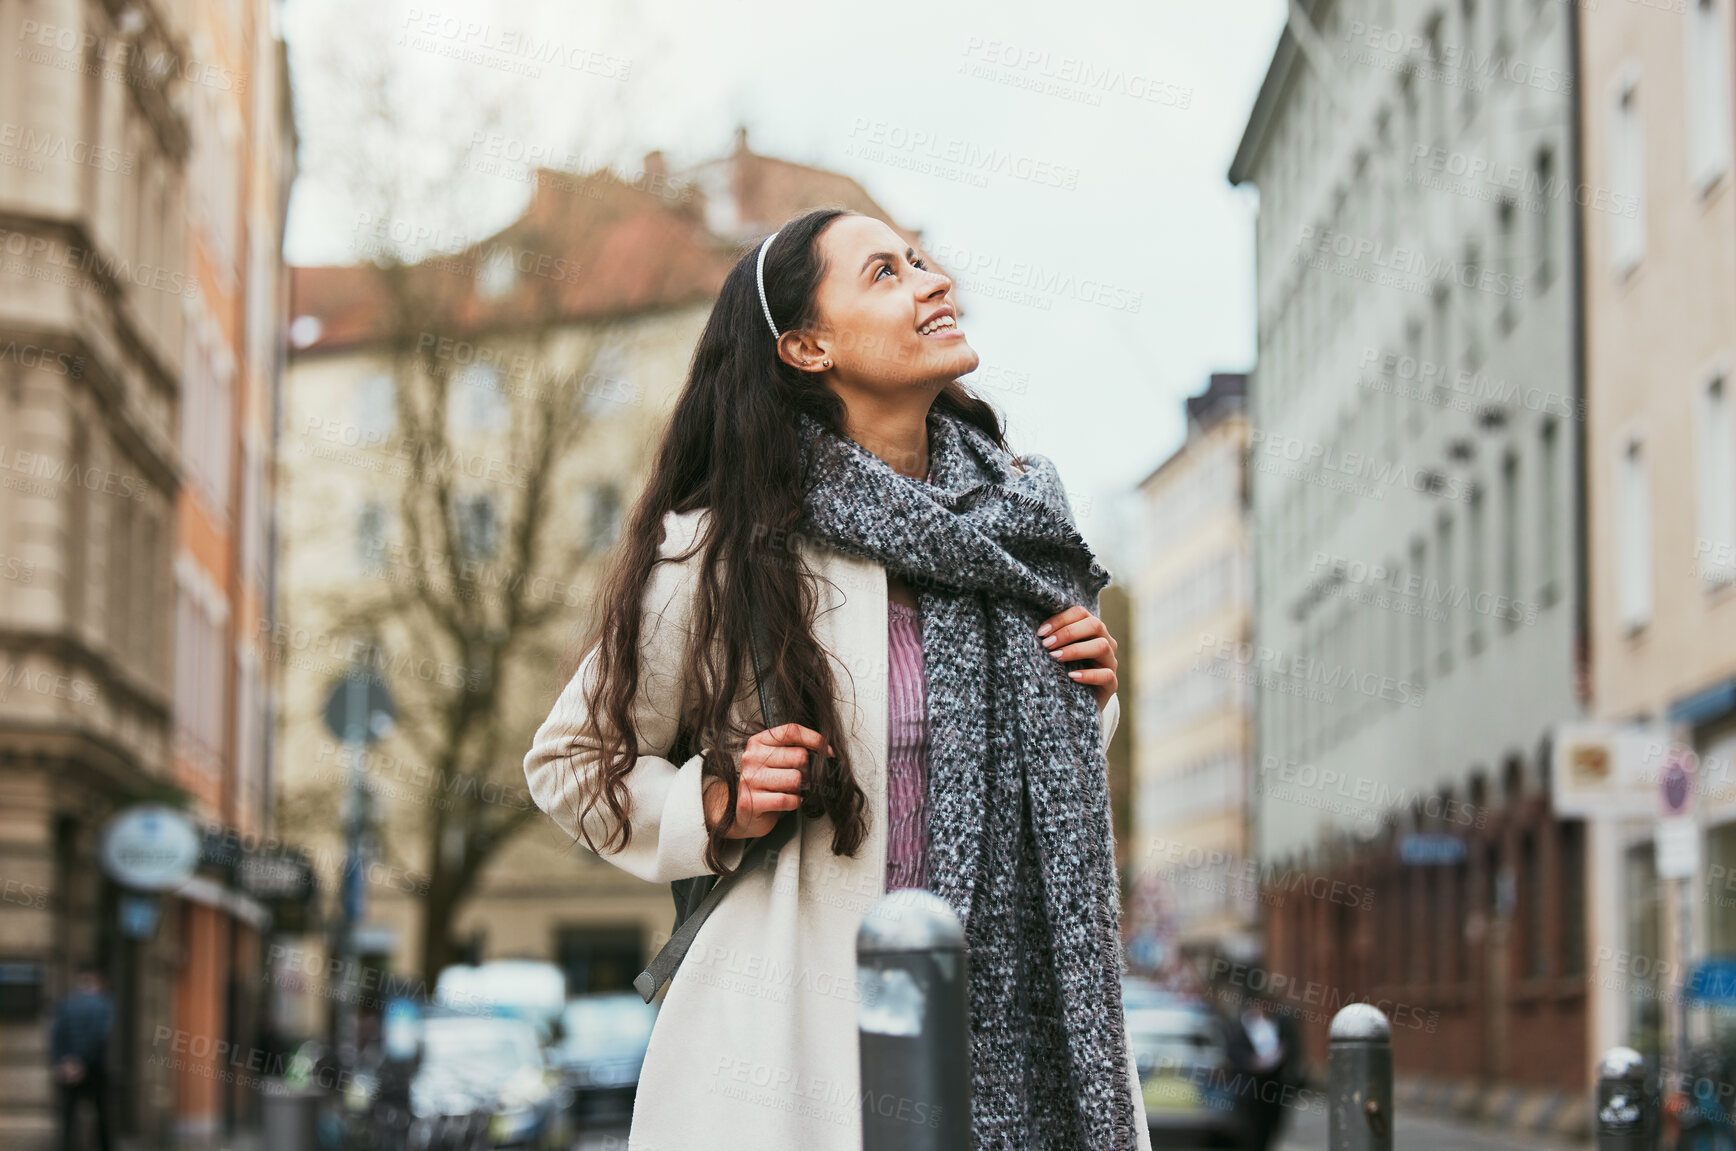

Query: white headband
left=755, top=230, right=781, bottom=339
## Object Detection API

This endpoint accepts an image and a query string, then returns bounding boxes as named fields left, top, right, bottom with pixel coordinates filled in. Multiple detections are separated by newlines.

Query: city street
left=7, top=0, right=1731, bottom=1146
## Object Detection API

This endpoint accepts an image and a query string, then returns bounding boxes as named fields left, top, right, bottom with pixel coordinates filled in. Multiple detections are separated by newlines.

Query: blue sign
left=1398, top=833, right=1468, bottom=867
left=1687, top=959, right=1736, bottom=1004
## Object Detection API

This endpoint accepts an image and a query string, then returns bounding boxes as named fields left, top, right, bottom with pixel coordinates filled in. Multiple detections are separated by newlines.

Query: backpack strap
left=632, top=595, right=802, bottom=1003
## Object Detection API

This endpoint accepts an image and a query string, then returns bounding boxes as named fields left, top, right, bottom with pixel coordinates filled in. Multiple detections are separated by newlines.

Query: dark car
left=1123, top=988, right=1246, bottom=1149
left=552, top=993, right=658, bottom=1125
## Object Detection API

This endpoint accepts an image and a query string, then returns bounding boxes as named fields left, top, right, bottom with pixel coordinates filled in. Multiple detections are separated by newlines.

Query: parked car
left=1122, top=982, right=1245, bottom=1149
left=552, top=993, right=658, bottom=1125
left=433, top=960, right=567, bottom=1042
left=412, top=1013, right=568, bottom=1149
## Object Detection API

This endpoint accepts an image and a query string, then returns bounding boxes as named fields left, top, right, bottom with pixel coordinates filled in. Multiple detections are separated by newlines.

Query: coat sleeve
left=523, top=511, right=747, bottom=882
left=1099, top=692, right=1121, bottom=752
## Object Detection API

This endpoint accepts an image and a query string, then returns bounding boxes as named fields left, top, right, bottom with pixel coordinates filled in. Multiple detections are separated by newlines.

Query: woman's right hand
left=703, top=723, right=833, bottom=839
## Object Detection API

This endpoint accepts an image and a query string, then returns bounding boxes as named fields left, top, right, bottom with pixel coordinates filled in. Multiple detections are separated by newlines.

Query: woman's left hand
left=1037, top=605, right=1118, bottom=711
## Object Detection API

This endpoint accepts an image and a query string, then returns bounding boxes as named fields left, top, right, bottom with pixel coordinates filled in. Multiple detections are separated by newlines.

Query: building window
left=1453, top=861, right=1472, bottom=984
left=1459, top=244, right=1482, bottom=370
left=1698, top=370, right=1736, bottom=587
left=1618, top=436, right=1653, bottom=631
left=455, top=494, right=498, bottom=561
left=1687, top=0, right=1732, bottom=193
left=66, top=425, right=88, bottom=627
left=1411, top=537, right=1428, bottom=687
left=456, top=364, right=509, bottom=432
left=1540, top=420, right=1561, bottom=604
left=1460, top=0, right=1479, bottom=128
left=1707, top=821, right=1736, bottom=953
left=1561, top=820, right=1586, bottom=976
left=587, top=484, right=622, bottom=554
left=1500, top=452, right=1520, bottom=633
left=1610, top=70, right=1647, bottom=276
left=357, top=373, right=395, bottom=441
left=1425, top=15, right=1446, bottom=147
left=357, top=502, right=389, bottom=576
left=1534, top=147, right=1556, bottom=291
left=1437, top=514, right=1454, bottom=673
left=476, top=247, right=519, bottom=300
left=1523, top=831, right=1546, bottom=978
left=1496, top=199, right=1517, bottom=334
left=1467, top=486, right=1485, bottom=654
left=1625, top=843, right=1663, bottom=1057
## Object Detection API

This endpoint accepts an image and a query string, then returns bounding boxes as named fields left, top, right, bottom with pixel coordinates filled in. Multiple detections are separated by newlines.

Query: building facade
left=1230, top=0, right=1589, bottom=1104
left=1125, top=373, right=1257, bottom=976
left=1577, top=0, right=1736, bottom=1068
left=0, top=0, right=295, bottom=1147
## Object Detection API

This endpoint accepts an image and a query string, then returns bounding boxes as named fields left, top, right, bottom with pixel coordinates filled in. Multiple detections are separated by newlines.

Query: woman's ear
left=777, top=331, right=832, bottom=374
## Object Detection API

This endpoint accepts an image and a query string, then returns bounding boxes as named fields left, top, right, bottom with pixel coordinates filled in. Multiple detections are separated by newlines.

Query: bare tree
left=282, top=6, right=639, bottom=979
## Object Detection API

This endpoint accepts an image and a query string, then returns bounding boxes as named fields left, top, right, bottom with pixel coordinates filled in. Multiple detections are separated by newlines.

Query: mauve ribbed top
left=885, top=598, right=929, bottom=891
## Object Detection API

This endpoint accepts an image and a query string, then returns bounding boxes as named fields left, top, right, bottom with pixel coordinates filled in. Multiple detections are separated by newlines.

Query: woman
left=524, top=207, right=1151, bottom=1150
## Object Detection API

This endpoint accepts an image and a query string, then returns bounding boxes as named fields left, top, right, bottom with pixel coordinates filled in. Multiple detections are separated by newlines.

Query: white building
left=1126, top=374, right=1257, bottom=974
left=1229, top=0, right=1588, bottom=1108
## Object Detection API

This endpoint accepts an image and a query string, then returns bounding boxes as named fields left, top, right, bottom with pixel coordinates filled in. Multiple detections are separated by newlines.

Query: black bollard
left=1328, top=1004, right=1393, bottom=1151
left=1595, top=1046, right=1658, bottom=1151
left=856, top=890, right=973, bottom=1151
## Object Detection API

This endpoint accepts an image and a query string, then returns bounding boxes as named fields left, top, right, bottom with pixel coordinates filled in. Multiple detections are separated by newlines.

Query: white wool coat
left=524, top=508, right=1151, bottom=1151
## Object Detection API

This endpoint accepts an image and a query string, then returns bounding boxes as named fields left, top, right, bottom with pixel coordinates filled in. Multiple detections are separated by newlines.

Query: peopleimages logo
left=1293, top=224, right=1525, bottom=299
left=1247, top=428, right=1472, bottom=502
left=1194, top=631, right=1426, bottom=708
left=1339, top=21, right=1575, bottom=95
left=1260, top=755, right=1487, bottom=829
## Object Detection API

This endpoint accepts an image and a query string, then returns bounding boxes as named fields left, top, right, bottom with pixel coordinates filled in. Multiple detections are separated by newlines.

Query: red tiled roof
left=290, top=136, right=926, bottom=355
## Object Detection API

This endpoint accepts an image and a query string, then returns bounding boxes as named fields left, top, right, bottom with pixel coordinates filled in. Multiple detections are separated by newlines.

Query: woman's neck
left=839, top=395, right=934, bottom=480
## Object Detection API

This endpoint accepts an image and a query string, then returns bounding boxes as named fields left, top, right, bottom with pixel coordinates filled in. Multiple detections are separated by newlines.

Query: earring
left=821, top=358, right=831, bottom=369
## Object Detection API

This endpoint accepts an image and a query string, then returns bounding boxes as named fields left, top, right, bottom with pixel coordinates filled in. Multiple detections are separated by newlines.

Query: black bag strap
left=632, top=598, right=802, bottom=1003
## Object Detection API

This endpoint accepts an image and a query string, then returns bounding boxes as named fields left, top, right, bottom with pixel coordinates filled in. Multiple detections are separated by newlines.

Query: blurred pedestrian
left=51, top=963, right=113, bottom=1151
left=525, top=208, right=1148, bottom=1150
left=1227, top=992, right=1302, bottom=1151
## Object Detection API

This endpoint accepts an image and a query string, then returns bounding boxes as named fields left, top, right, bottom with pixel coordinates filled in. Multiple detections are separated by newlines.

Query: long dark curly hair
left=567, top=207, right=1012, bottom=874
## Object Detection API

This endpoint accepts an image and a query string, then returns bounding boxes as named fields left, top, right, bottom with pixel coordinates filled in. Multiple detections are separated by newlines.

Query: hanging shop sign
left=99, top=805, right=199, bottom=893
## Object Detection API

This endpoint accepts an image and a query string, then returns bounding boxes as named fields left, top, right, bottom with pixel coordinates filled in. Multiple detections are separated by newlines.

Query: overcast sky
left=282, top=0, right=1288, bottom=572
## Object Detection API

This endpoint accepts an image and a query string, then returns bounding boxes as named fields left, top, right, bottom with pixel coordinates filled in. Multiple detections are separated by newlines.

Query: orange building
left=164, top=0, right=297, bottom=1144
left=0, top=0, right=295, bottom=1147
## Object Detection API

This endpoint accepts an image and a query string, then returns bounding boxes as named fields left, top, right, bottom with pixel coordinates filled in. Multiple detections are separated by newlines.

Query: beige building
left=279, top=137, right=921, bottom=996
left=1579, top=0, right=1736, bottom=1066
left=1125, top=373, right=1255, bottom=974
left=0, top=0, right=295, bottom=1147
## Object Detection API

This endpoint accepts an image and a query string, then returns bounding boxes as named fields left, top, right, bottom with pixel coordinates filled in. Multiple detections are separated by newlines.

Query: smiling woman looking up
left=524, top=207, right=1149, bottom=1151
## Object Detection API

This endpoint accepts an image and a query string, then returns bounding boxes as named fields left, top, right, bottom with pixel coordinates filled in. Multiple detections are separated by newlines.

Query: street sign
left=100, top=805, right=200, bottom=892
left=1398, top=833, right=1467, bottom=866
left=323, top=674, right=396, bottom=745
left=1658, top=817, right=1701, bottom=880
left=1660, top=747, right=1695, bottom=818
left=1552, top=723, right=1670, bottom=817
left=118, top=894, right=162, bottom=939
left=1687, top=959, right=1736, bottom=1004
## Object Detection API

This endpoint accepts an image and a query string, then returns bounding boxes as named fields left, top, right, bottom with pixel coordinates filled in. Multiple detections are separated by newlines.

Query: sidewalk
left=1279, top=1102, right=1590, bottom=1150
left=117, top=1129, right=262, bottom=1151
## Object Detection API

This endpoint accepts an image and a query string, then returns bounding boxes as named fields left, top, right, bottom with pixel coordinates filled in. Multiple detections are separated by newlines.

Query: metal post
left=1595, top=1046, right=1658, bottom=1151
left=336, top=673, right=369, bottom=1074
left=1328, top=1004, right=1392, bottom=1151
left=856, top=891, right=972, bottom=1151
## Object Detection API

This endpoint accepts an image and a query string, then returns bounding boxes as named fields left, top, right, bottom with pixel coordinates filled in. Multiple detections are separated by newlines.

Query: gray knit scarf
left=794, top=408, right=1140, bottom=1151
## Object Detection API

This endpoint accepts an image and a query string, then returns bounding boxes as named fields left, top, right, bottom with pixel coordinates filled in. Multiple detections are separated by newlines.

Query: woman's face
left=802, top=215, right=979, bottom=391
